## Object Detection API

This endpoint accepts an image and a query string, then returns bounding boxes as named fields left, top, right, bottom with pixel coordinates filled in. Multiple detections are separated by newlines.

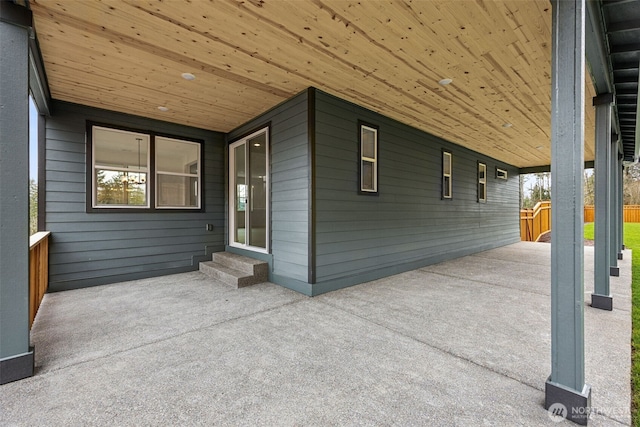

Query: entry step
left=199, top=252, right=268, bottom=289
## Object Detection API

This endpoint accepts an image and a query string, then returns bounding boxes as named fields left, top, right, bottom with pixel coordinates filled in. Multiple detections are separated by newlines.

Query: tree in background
left=521, top=172, right=551, bottom=208
left=584, top=169, right=595, bottom=206
left=624, top=162, right=640, bottom=205
left=532, top=165, right=640, bottom=207
left=29, top=179, right=38, bottom=235
left=521, top=170, right=598, bottom=208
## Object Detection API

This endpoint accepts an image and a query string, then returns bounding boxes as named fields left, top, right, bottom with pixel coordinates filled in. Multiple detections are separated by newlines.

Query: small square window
left=496, top=168, right=508, bottom=180
left=442, top=151, right=452, bottom=199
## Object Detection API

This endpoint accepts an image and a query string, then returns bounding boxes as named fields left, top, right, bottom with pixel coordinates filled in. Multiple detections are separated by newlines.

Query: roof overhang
left=587, top=0, right=640, bottom=162
left=23, top=0, right=637, bottom=168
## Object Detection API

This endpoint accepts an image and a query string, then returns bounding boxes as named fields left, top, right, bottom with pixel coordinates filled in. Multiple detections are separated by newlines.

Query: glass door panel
left=248, top=133, right=267, bottom=249
left=233, top=144, right=246, bottom=245
left=229, top=128, right=269, bottom=252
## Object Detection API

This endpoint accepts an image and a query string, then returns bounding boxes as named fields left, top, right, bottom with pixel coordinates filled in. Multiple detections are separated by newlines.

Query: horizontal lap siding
left=45, top=101, right=225, bottom=291
left=227, top=91, right=309, bottom=282
left=314, top=91, right=519, bottom=284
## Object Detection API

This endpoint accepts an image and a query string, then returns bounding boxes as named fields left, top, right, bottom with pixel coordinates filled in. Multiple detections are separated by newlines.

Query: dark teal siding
left=227, top=91, right=309, bottom=285
left=312, top=90, right=520, bottom=292
left=44, top=89, right=520, bottom=296
left=45, top=101, right=225, bottom=291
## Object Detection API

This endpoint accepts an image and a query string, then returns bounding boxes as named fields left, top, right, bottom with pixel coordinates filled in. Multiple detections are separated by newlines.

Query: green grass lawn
left=624, top=224, right=640, bottom=426
left=585, top=222, right=640, bottom=425
left=584, top=222, right=594, bottom=240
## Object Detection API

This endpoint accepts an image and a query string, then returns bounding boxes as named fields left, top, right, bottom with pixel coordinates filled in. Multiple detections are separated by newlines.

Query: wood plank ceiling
left=30, top=0, right=596, bottom=168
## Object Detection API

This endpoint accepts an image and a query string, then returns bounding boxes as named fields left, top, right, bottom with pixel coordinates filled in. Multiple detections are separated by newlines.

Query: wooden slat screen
left=29, top=231, right=50, bottom=329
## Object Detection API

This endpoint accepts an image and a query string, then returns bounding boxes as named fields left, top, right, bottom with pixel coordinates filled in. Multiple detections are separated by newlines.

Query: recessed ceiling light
left=254, top=143, right=261, bottom=147
left=181, top=72, right=196, bottom=81
left=502, top=123, right=513, bottom=128
left=438, top=78, right=453, bottom=86
left=536, top=146, right=544, bottom=150
left=157, top=106, right=169, bottom=112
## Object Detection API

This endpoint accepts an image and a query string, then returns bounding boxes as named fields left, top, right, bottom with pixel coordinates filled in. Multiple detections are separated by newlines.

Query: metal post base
left=545, top=378, right=591, bottom=425
left=591, top=293, right=613, bottom=311
left=0, top=347, right=34, bottom=385
left=610, top=266, right=620, bottom=277
left=618, top=252, right=623, bottom=260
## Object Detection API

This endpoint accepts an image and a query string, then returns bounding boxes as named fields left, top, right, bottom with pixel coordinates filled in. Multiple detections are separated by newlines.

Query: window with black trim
left=359, top=122, right=378, bottom=194
left=89, top=124, right=202, bottom=210
left=442, top=150, right=452, bottom=199
left=155, top=136, right=200, bottom=209
left=496, top=168, right=508, bottom=180
left=478, top=162, right=487, bottom=202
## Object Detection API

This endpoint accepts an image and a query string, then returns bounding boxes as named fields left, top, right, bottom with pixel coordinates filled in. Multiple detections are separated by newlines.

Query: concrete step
left=199, top=252, right=268, bottom=289
left=210, top=252, right=268, bottom=281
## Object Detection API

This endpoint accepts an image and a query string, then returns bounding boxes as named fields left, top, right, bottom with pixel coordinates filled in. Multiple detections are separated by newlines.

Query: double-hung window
left=442, top=150, right=452, bottom=199
left=359, top=123, right=378, bottom=194
left=478, top=162, right=487, bottom=202
left=92, top=126, right=150, bottom=208
left=90, top=124, right=202, bottom=211
left=156, top=136, right=200, bottom=208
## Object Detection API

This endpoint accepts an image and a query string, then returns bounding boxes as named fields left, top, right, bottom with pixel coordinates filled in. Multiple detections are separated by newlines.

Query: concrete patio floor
left=0, top=242, right=631, bottom=426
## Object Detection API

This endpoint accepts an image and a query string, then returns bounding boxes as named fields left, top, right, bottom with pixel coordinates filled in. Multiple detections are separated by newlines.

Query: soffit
left=30, top=0, right=598, bottom=168
left=602, top=0, right=640, bottom=161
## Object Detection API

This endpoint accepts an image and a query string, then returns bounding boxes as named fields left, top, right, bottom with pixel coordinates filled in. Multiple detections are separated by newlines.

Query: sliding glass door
left=229, top=128, right=269, bottom=252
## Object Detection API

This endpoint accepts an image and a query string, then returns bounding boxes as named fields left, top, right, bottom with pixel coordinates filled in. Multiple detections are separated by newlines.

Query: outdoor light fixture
left=181, top=72, right=196, bottom=81
left=157, top=106, right=169, bottom=112
left=502, top=123, right=513, bottom=128
left=438, top=78, right=453, bottom=85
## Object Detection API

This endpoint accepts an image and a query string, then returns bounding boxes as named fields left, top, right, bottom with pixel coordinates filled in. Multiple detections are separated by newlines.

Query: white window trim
left=92, top=126, right=151, bottom=209
left=442, top=151, right=452, bottom=199
left=90, top=125, right=202, bottom=211
left=360, top=124, right=378, bottom=193
left=478, top=162, right=487, bottom=202
left=496, top=168, right=508, bottom=180
left=228, top=127, right=270, bottom=254
left=155, top=137, right=201, bottom=210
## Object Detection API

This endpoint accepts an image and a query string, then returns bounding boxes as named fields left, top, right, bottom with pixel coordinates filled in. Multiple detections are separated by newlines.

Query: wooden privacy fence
left=29, top=231, right=50, bottom=329
left=584, top=206, right=593, bottom=222
left=522, top=204, right=640, bottom=242
left=520, top=201, right=551, bottom=242
left=584, top=205, right=640, bottom=223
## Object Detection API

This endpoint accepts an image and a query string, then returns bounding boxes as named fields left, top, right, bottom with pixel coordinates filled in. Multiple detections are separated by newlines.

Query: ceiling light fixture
left=121, top=138, right=146, bottom=186
left=438, top=78, right=453, bottom=86
left=502, top=123, right=513, bottom=128
left=181, top=72, right=196, bottom=81
left=158, top=106, right=169, bottom=112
